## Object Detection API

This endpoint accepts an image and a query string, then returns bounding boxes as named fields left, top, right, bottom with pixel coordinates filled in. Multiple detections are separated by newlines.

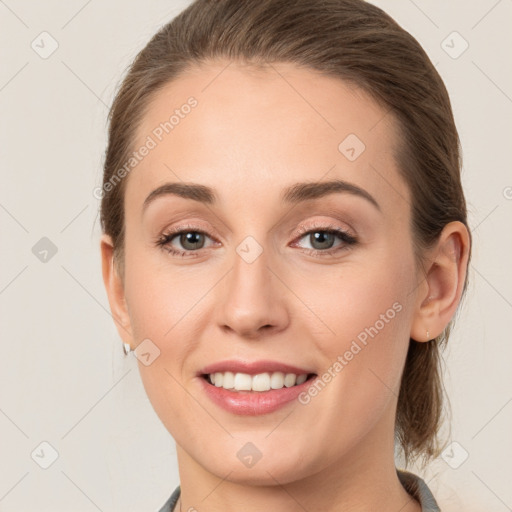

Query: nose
left=215, top=243, right=290, bottom=339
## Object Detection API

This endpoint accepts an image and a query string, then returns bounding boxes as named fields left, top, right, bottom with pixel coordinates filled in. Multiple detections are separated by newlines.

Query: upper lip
left=199, top=360, right=315, bottom=376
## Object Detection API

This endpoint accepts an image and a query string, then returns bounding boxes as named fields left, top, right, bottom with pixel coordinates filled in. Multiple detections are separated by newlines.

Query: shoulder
left=157, top=485, right=181, bottom=512
left=397, top=469, right=441, bottom=512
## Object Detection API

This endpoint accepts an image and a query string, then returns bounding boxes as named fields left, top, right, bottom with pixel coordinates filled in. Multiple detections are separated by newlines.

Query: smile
left=198, top=360, right=318, bottom=415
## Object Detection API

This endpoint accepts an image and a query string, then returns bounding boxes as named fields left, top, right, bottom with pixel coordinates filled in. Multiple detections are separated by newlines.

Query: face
left=113, top=61, right=422, bottom=484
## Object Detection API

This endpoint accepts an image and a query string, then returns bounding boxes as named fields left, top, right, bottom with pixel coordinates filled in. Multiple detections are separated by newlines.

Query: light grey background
left=0, top=1, right=511, bottom=510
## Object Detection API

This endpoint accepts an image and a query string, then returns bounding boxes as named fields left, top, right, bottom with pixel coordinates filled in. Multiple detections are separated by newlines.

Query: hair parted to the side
left=100, top=0, right=472, bottom=466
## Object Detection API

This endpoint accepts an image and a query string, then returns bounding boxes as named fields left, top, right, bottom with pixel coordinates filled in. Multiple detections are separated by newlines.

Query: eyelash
left=155, top=222, right=358, bottom=258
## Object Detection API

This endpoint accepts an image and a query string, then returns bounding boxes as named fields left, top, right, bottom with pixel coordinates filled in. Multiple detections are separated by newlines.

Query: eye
left=292, top=224, right=358, bottom=256
left=155, top=225, right=217, bottom=257
left=155, top=222, right=358, bottom=259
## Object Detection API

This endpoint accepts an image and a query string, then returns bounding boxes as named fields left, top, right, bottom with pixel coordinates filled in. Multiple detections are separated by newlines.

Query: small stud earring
left=123, top=342, right=132, bottom=355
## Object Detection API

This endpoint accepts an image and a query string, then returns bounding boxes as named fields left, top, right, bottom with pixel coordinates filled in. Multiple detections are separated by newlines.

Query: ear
left=410, top=221, right=471, bottom=342
left=100, top=234, right=133, bottom=348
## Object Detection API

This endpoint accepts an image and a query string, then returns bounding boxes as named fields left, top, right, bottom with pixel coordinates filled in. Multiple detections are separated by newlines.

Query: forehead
left=126, top=60, right=410, bottom=216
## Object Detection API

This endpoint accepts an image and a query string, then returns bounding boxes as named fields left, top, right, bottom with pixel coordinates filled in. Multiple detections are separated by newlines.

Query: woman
left=99, top=0, right=471, bottom=510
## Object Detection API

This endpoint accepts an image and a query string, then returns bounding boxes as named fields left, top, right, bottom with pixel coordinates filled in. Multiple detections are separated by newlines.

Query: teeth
left=284, top=373, right=297, bottom=387
left=252, top=373, right=271, bottom=392
left=208, top=371, right=309, bottom=392
left=296, top=374, right=307, bottom=385
left=234, top=372, right=252, bottom=391
left=270, top=371, right=285, bottom=389
left=222, top=371, right=235, bottom=389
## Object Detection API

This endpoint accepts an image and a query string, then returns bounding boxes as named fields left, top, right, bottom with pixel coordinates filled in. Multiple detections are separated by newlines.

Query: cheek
left=297, top=252, right=415, bottom=401
left=301, top=253, right=414, bottom=347
left=122, top=255, right=213, bottom=443
left=121, top=244, right=217, bottom=398
left=281, top=259, right=415, bottom=463
left=123, top=242, right=209, bottom=341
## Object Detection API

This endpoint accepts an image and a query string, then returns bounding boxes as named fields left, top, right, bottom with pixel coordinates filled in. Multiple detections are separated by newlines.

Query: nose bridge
left=217, top=237, right=289, bottom=337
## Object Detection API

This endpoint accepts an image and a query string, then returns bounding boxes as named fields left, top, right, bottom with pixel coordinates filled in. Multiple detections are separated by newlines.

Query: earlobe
left=100, top=234, right=133, bottom=347
left=410, top=221, right=470, bottom=343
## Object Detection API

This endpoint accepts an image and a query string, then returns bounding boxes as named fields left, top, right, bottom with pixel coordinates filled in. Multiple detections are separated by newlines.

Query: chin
left=190, top=438, right=321, bottom=487
left=212, top=459, right=310, bottom=487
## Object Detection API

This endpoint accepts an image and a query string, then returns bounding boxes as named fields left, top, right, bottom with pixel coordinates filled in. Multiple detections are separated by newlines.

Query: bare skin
left=101, top=61, right=469, bottom=512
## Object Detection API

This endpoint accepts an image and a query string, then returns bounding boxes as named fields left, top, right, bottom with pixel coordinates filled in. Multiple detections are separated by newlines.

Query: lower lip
left=199, top=376, right=316, bottom=415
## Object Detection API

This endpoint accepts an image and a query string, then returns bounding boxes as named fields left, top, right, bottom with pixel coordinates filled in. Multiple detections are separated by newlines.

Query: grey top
left=158, top=468, right=440, bottom=511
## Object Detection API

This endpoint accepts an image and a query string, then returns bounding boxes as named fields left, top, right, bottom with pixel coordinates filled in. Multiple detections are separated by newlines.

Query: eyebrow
left=142, top=179, right=381, bottom=214
left=281, top=179, right=380, bottom=211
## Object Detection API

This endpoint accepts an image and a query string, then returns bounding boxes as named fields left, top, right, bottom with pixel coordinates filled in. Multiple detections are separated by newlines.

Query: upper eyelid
left=295, top=221, right=353, bottom=235
left=162, top=222, right=352, bottom=237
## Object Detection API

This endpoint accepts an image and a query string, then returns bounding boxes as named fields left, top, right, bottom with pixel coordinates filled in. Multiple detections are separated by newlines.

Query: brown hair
left=100, top=0, right=471, bottom=466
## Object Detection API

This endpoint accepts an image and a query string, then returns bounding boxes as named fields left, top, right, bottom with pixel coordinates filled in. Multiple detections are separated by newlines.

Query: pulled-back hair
left=100, top=0, right=471, bottom=465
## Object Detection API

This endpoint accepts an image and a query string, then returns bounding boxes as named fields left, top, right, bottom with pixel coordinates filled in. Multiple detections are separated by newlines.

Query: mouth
left=197, top=360, right=318, bottom=415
